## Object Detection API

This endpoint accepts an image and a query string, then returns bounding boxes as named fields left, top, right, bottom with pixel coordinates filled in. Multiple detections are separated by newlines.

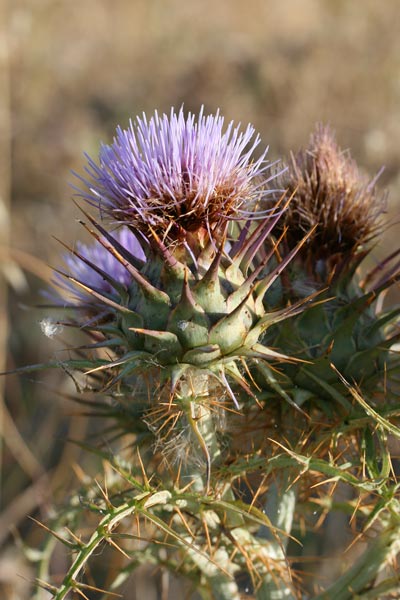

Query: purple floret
left=74, top=107, right=275, bottom=239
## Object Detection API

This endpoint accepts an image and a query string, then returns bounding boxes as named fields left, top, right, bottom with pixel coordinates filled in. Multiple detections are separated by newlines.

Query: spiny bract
left=57, top=205, right=307, bottom=402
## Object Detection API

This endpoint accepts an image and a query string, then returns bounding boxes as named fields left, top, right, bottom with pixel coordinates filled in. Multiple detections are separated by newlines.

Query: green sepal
left=168, top=276, right=210, bottom=349
left=182, top=344, right=222, bottom=366
left=169, top=314, right=210, bottom=350
left=295, top=302, right=331, bottom=353
left=130, top=328, right=182, bottom=362
left=120, top=311, right=145, bottom=347
left=168, top=363, right=192, bottom=392
left=243, top=342, right=292, bottom=362
left=209, top=297, right=254, bottom=354
left=193, top=253, right=227, bottom=315
left=161, top=267, right=190, bottom=306
left=246, top=302, right=306, bottom=348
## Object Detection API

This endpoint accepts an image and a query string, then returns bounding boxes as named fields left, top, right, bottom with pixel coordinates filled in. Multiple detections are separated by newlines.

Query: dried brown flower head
left=274, top=125, right=386, bottom=270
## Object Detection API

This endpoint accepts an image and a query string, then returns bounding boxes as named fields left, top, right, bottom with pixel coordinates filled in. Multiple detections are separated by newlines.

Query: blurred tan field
left=1, top=1, right=400, bottom=598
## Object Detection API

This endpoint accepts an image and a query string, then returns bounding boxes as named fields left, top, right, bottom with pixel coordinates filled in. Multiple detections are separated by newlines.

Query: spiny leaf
left=139, top=507, right=232, bottom=578
left=74, top=200, right=145, bottom=269
left=313, top=524, right=400, bottom=600
left=84, top=351, right=151, bottom=375
left=0, top=358, right=110, bottom=377
left=53, top=236, right=130, bottom=300
left=54, top=270, right=134, bottom=314
left=78, top=217, right=171, bottom=308
left=254, top=226, right=317, bottom=302
left=29, top=517, right=81, bottom=550
left=332, top=365, right=400, bottom=439
left=254, top=360, right=310, bottom=416
left=366, top=306, right=400, bottom=337
left=294, top=364, right=353, bottom=411
left=221, top=450, right=382, bottom=492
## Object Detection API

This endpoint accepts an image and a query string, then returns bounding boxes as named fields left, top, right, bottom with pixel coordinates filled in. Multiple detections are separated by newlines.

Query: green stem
left=255, top=470, right=297, bottom=600
left=187, top=398, right=220, bottom=494
left=313, top=523, right=400, bottom=599
left=178, top=370, right=222, bottom=494
left=187, top=542, right=241, bottom=600
left=259, top=470, right=297, bottom=550
left=54, top=498, right=141, bottom=599
left=181, top=372, right=299, bottom=599
left=181, top=373, right=240, bottom=599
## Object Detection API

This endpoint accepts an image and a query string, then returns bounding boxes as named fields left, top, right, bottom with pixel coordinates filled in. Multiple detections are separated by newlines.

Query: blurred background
left=1, top=1, right=400, bottom=598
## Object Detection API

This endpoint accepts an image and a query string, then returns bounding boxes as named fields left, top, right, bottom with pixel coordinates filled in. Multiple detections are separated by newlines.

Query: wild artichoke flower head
left=75, top=106, right=272, bottom=247
left=45, top=106, right=307, bottom=395
left=272, top=124, right=386, bottom=277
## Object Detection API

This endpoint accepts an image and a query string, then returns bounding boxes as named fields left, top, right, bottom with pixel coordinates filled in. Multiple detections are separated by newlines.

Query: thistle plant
left=17, top=110, right=400, bottom=599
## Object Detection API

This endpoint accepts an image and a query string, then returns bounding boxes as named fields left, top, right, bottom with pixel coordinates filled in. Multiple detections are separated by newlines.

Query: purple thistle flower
left=74, top=107, right=275, bottom=241
left=52, top=228, right=145, bottom=314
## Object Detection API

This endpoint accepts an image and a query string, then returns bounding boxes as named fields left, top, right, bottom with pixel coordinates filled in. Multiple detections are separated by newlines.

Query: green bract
left=67, top=205, right=309, bottom=403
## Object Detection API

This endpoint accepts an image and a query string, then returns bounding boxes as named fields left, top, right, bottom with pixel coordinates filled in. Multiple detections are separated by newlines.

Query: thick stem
left=187, top=398, right=220, bottom=494
left=258, top=470, right=297, bottom=550
left=313, top=523, right=400, bottom=600
left=180, top=371, right=299, bottom=599
left=179, top=370, right=222, bottom=493
left=187, top=543, right=241, bottom=600
left=255, top=470, right=297, bottom=600
left=180, top=372, right=241, bottom=599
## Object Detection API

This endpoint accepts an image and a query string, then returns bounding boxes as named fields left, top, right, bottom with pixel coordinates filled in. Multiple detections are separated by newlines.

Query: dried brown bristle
left=273, top=125, right=386, bottom=263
